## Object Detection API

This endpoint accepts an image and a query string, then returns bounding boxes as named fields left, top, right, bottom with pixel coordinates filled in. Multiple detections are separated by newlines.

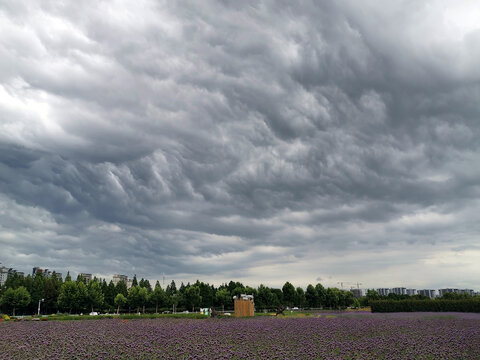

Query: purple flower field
left=1, top=313, right=480, bottom=359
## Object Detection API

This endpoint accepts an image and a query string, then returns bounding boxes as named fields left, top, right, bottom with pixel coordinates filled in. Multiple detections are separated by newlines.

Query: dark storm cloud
left=1, top=0, right=480, bottom=287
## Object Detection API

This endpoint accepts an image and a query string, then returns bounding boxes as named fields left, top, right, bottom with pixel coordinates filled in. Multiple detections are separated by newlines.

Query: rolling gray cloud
left=1, top=0, right=480, bottom=289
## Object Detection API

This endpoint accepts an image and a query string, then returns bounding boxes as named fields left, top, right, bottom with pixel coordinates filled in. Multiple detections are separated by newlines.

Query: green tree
left=138, top=287, right=148, bottom=313
left=441, top=292, right=469, bottom=300
left=114, top=293, right=127, bottom=314
left=338, top=290, right=355, bottom=308
left=305, top=285, right=317, bottom=308
left=30, top=273, right=45, bottom=314
left=177, top=282, right=187, bottom=309
left=185, top=285, right=202, bottom=312
left=76, top=282, right=89, bottom=313
left=1, top=287, right=31, bottom=316
left=215, top=288, right=231, bottom=312
left=104, top=281, right=117, bottom=310
left=115, top=280, right=128, bottom=298
left=295, top=287, right=306, bottom=308
left=87, top=280, right=104, bottom=313
left=352, top=298, right=361, bottom=308
left=58, top=281, right=78, bottom=314
left=139, top=278, right=152, bottom=293
left=270, top=289, right=282, bottom=307
left=324, top=288, right=339, bottom=309
left=282, top=282, right=296, bottom=307
left=43, top=276, right=61, bottom=314
left=128, top=286, right=148, bottom=313
left=1, top=288, right=16, bottom=315
left=197, top=281, right=214, bottom=307
left=166, top=280, right=177, bottom=297
left=170, top=293, right=179, bottom=313
left=232, top=286, right=245, bottom=299
left=4, top=272, right=23, bottom=290
left=22, top=275, right=34, bottom=298
left=64, top=272, right=72, bottom=282
left=227, top=281, right=244, bottom=294
left=150, top=283, right=166, bottom=313
left=256, top=285, right=275, bottom=310
left=245, top=286, right=258, bottom=300
left=127, top=286, right=139, bottom=312
left=101, top=279, right=109, bottom=307
left=365, top=289, right=380, bottom=305
left=315, top=283, right=326, bottom=308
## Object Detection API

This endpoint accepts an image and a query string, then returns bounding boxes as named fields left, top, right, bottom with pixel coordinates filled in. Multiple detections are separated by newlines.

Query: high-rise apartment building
left=0, top=263, right=9, bottom=286
left=417, top=289, right=436, bottom=298
left=377, top=288, right=392, bottom=296
left=351, top=288, right=363, bottom=298
left=438, top=288, right=474, bottom=297
left=391, top=287, right=407, bottom=296
left=1, top=263, right=22, bottom=286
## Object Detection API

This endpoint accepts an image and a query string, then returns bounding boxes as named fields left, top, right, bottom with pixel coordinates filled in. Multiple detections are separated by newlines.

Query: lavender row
left=1, top=314, right=480, bottom=359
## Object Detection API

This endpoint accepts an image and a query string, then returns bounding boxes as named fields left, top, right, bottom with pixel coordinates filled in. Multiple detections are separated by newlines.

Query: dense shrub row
left=370, top=299, right=480, bottom=313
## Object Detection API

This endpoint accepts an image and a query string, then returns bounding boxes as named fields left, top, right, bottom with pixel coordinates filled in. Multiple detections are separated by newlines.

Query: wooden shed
left=233, top=294, right=254, bottom=317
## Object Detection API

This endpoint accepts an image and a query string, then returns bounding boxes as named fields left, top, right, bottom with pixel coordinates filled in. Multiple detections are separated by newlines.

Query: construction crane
left=337, top=282, right=363, bottom=290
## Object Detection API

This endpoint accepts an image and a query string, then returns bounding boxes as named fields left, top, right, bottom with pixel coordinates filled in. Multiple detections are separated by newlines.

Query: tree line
left=0, top=272, right=359, bottom=315
left=3, top=272, right=476, bottom=316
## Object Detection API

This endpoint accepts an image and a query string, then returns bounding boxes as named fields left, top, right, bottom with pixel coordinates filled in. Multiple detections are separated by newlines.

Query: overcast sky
left=1, top=1, right=480, bottom=290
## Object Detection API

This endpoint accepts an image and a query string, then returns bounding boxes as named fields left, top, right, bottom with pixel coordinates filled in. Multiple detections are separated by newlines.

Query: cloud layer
left=1, top=0, right=480, bottom=289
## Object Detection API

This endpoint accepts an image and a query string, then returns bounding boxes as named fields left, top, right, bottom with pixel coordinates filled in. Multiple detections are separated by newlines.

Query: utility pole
left=37, top=298, right=44, bottom=316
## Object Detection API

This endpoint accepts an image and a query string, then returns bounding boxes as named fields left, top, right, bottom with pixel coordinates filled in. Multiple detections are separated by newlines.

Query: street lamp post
left=38, top=298, right=44, bottom=316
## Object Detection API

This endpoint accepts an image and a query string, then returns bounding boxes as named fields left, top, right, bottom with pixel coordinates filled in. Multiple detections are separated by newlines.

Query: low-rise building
left=127, top=278, right=133, bottom=289
left=79, top=273, right=92, bottom=284
left=113, top=274, right=128, bottom=286
left=44, top=270, right=62, bottom=280
left=32, top=267, right=43, bottom=276
left=32, top=267, right=62, bottom=280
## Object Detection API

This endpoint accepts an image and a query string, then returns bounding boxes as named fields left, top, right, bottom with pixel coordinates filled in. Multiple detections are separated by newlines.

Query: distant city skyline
left=1, top=1, right=480, bottom=289
left=1, top=261, right=479, bottom=295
